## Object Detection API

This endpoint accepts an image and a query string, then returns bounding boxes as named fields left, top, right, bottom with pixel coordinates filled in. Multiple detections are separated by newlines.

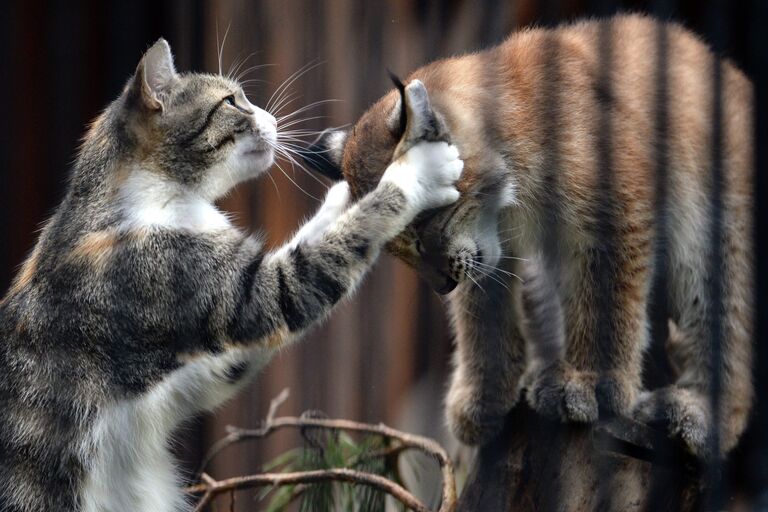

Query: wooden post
left=457, top=403, right=702, bottom=512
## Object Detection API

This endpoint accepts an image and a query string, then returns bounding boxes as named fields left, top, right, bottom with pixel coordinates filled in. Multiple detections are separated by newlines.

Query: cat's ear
left=299, top=128, right=349, bottom=181
left=129, top=38, right=179, bottom=112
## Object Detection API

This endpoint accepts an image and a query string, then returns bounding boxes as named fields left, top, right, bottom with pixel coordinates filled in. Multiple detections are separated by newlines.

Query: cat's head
left=305, top=67, right=514, bottom=294
left=83, top=39, right=277, bottom=201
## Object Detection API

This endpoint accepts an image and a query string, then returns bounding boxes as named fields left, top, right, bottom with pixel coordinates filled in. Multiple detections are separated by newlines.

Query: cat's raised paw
left=320, top=181, right=351, bottom=218
left=633, top=386, right=712, bottom=458
left=526, top=362, right=599, bottom=423
left=381, top=141, right=464, bottom=212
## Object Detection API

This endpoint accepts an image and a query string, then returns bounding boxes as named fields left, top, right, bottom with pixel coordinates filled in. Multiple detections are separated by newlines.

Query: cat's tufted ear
left=129, top=38, right=179, bottom=112
left=299, top=128, right=349, bottom=181
left=391, top=78, right=451, bottom=159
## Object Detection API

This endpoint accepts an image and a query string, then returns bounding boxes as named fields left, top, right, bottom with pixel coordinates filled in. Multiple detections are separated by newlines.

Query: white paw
left=319, top=181, right=351, bottom=219
left=283, top=182, right=350, bottom=251
left=380, top=141, right=464, bottom=212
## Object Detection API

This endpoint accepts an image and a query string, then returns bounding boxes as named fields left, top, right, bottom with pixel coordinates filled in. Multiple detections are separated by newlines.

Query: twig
left=190, top=388, right=456, bottom=512
left=189, top=469, right=430, bottom=512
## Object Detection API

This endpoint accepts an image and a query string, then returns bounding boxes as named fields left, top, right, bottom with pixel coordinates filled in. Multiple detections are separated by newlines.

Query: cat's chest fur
left=117, top=168, right=232, bottom=232
left=78, top=173, right=271, bottom=512
left=80, top=346, right=273, bottom=512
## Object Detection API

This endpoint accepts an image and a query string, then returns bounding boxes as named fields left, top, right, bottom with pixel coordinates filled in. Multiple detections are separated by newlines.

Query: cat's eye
left=223, top=95, right=237, bottom=107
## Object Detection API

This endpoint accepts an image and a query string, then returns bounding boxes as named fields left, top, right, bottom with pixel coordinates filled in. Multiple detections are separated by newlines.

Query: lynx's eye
left=223, top=95, right=237, bottom=107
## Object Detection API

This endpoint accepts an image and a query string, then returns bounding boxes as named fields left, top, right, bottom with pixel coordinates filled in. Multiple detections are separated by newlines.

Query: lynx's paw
left=526, top=362, right=599, bottom=423
left=445, top=381, right=512, bottom=445
left=596, top=370, right=638, bottom=417
left=381, top=141, right=463, bottom=212
left=633, top=386, right=711, bottom=457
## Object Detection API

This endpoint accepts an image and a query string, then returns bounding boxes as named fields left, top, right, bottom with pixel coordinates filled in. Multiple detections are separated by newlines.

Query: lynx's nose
left=417, top=258, right=458, bottom=294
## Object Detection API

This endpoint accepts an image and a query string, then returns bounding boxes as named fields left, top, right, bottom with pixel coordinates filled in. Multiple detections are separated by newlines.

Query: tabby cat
left=308, top=15, right=753, bottom=458
left=0, top=39, right=463, bottom=511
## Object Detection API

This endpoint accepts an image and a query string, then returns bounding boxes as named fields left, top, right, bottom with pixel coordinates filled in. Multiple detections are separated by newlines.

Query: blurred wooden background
left=0, top=1, right=760, bottom=510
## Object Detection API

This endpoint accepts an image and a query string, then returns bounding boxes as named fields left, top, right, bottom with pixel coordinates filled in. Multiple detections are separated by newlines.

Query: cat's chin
left=243, top=148, right=275, bottom=176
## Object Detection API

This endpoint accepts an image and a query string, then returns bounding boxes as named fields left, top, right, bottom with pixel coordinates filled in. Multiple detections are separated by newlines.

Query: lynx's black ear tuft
left=391, top=79, right=451, bottom=159
left=388, top=70, right=407, bottom=136
left=298, top=128, right=349, bottom=182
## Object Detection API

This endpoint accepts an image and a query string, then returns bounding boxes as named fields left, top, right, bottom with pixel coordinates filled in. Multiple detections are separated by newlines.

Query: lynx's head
left=305, top=64, right=516, bottom=294
left=78, top=39, right=277, bottom=204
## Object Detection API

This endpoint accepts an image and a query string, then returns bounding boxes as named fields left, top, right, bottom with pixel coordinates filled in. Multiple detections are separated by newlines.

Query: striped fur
left=0, top=40, right=462, bottom=511
left=317, top=15, right=753, bottom=457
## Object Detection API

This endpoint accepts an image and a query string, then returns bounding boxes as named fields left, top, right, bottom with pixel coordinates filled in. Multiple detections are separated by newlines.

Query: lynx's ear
left=392, top=78, right=450, bottom=158
left=299, top=128, right=349, bottom=181
left=128, top=38, right=179, bottom=112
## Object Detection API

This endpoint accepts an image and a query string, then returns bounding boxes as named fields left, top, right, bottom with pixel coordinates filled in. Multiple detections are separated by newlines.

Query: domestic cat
left=0, top=39, right=463, bottom=511
left=307, top=15, right=753, bottom=457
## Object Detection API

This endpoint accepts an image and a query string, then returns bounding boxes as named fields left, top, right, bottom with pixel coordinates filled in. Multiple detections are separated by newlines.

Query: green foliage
left=261, top=427, right=408, bottom=512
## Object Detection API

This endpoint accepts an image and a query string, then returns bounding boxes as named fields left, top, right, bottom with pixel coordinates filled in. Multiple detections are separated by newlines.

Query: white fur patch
left=117, top=168, right=232, bottom=232
left=274, top=182, right=351, bottom=259
left=380, top=141, right=463, bottom=212
left=80, top=347, right=274, bottom=512
left=325, top=130, right=348, bottom=167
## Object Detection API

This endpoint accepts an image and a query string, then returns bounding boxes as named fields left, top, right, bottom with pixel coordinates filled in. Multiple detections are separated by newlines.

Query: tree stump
left=457, top=403, right=702, bottom=512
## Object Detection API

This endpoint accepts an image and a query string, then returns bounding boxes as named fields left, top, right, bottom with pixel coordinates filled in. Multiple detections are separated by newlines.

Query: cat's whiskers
left=263, top=166, right=282, bottom=202
left=270, top=92, right=302, bottom=118
left=232, top=62, right=273, bottom=83
left=276, top=99, right=342, bottom=123
left=277, top=116, right=327, bottom=131
left=265, top=61, right=324, bottom=113
left=215, top=22, right=232, bottom=77
left=225, top=51, right=252, bottom=81
left=270, top=142, right=330, bottom=190
left=268, top=155, right=322, bottom=202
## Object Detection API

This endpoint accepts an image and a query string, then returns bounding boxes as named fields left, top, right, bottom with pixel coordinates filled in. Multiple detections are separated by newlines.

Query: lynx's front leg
left=446, top=260, right=526, bottom=445
left=528, top=243, right=651, bottom=422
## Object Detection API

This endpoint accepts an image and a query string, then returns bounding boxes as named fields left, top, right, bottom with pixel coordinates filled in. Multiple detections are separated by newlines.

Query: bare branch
left=191, top=388, right=456, bottom=512
left=188, top=468, right=430, bottom=512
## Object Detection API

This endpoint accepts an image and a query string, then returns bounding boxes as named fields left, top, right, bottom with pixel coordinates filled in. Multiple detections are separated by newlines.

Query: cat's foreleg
left=275, top=181, right=352, bottom=258
left=227, top=142, right=463, bottom=350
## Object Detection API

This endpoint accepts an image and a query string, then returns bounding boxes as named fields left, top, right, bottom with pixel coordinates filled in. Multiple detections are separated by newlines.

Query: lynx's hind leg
left=635, top=210, right=753, bottom=456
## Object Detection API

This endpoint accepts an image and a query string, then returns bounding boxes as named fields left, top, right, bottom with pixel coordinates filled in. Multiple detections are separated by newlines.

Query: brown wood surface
left=458, top=404, right=702, bottom=512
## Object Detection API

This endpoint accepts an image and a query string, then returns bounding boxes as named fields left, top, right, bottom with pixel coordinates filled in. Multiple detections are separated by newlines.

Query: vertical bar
left=0, top=1, right=12, bottom=292
left=533, top=2, right=564, bottom=511
left=704, top=0, right=728, bottom=508
left=749, top=0, right=768, bottom=507
left=645, top=3, right=684, bottom=510
left=592, top=12, right=620, bottom=512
